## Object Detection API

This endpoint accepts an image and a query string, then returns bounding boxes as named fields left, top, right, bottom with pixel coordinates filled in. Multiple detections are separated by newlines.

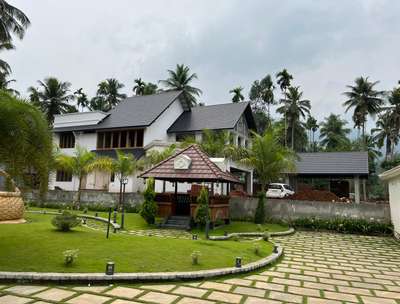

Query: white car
left=266, top=183, right=295, bottom=198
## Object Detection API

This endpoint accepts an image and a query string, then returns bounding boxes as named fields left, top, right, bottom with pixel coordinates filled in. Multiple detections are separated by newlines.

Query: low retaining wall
left=230, top=197, right=391, bottom=222
left=25, top=190, right=143, bottom=209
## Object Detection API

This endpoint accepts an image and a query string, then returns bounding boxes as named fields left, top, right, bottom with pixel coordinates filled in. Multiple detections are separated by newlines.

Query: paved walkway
left=1, top=232, right=399, bottom=304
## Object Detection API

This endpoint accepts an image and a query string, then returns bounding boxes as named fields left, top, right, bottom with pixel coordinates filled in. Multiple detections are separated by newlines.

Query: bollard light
left=273, top=245, right=279, bottom=253
left=83, top=218, right=87, bottom=225
left=105, top=261, right=115, bottom=275
left=95, top=212, right=98, bottom=217
left=192, top=234, right=198, bottom=240
left=113, top=210, right=117, bottom=223
left=235, top=257, right=242, bottom=268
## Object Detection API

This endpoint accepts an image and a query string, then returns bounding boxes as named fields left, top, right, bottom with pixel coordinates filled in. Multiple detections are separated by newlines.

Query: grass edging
left=208, top=227, right=295, bottom=240
left=0, top=245, right=283, bottom=283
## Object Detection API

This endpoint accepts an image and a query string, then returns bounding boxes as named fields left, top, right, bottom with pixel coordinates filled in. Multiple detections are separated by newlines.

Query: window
left=56, top=170, right=72, bottom=182
left=59, top=132, right=75, bottom=148
left=97, top=129, right=144, bottom=149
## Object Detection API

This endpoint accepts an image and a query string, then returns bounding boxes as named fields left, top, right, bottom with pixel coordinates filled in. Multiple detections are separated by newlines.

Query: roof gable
left=139, top=144, right=240, bottom=183
left=167, top=102, right=256, bottom=133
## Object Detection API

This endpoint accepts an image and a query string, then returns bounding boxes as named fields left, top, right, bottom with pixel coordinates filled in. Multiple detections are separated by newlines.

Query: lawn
left=0, top=213, right=273, bottom=273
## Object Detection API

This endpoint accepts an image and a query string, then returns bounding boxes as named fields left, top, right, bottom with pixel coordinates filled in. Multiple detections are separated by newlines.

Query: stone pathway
left=1, top=232, right=399, bottom=304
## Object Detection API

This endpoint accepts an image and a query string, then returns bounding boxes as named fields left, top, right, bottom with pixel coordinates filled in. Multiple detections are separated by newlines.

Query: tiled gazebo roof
left=139, top=145, right=240, bottom=183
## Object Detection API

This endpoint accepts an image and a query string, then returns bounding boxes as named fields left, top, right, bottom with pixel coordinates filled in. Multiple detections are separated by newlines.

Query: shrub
left=253, top=243, right=260, bottom=255
left=51, top=211, right=81, bottom=232
left=290, top=217, right=393, bottom=236
left=191, top=251, right=201, bottom=265
left=63, top=249, right=79, bottom=266
left=140, top=178, right=157, bottom=224
left=254, top=192, right=266, bottom=224
left=262, top=232, right=270, bottom=241
left=195, top=187, right=210, bottom=227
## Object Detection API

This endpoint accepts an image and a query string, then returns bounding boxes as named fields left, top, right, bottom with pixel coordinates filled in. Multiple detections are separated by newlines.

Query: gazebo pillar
left=354, top=175, right=360, bottom=204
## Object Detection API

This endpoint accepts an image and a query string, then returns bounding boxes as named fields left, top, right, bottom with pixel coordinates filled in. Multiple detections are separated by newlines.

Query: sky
left=4, top=0, right=400, bottom=126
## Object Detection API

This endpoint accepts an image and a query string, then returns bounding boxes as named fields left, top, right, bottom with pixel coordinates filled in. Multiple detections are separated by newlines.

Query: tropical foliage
left=230, top=86, right=244, bottom=103
left=90, top=78, right=127, bottom=111
left=0, top=91, right=52, bottom=196
left=140, top=177, right=157, bottom=224
left=159, top=64, right=202, bottom=106
left=195, top=187, right=210, bottom=227
left=28, top=77, right=77, bottom=124
left=319, top=114, right=351, bottom=151
left=0, top=0, right=30, bottom=43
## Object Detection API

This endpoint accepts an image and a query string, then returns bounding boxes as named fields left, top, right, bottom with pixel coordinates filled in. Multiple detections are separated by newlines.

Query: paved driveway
left=0, top=232, right=399, bottom=304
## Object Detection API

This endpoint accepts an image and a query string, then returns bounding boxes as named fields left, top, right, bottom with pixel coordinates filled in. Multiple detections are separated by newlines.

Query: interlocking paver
left=34, top=288, right=76, bottom=302
left=267, top=291, right=303, bottom=303
left=138, top=292, right=178, bottom=304
left=67, top=293, right=111, bottom=304
left=4, top=285, right=47, bottom=295
left=105, top=287, right=143, bottom=299
left=172, top=286, right=207, bottom=298
left=303, top=281, right=336, bottom=291
left=233, top=286, right=265, bottom=297
left=200, top=282, right=232, bottom=291
left=0, top=295, right=32, bottom=304
left=287, top=286, right=320, bottom=297
left=337, top=285, right=372, bottom=296
left=374, top=290, right=400, bottom=299
left=223, top=278, right=253, bottom=286
left=323, top=291, right=358, bottom=302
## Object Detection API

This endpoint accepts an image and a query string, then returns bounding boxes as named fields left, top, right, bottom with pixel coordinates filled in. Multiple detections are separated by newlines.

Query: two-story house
left=51, top=90, right=256, bottom=194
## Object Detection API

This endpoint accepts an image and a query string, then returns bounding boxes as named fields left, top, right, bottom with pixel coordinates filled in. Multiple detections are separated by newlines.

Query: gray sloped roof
left=167, top=102, right=256, bottom=133
left=53, top=90, right=184, bottom=132
left=288, top=152, right=369, bottom=175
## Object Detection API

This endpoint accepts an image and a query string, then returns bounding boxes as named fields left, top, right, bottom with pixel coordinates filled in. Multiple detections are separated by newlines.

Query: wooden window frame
left=96, top=128, right=144, bottom=150
left=56, top=170, right=72, bottom=182
left=59, top=132, right=75, bottom=149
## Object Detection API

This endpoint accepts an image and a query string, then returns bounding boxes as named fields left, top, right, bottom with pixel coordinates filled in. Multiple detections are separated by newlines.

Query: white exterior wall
left=143, top=98, right=184, bottom=147
left=387, top=176, right=400, bottom=239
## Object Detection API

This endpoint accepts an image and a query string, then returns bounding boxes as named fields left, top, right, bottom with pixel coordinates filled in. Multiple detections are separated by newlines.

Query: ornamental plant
left=140, top=178, right=157, bottom=224
left=195, top=187, right=210, bottom=227
left=254, top=192, right=266, bottom=224
left=191, top=251, right=201, bottom=265
left=51, top=211, right=81, bottom=232
left=63, top=249, right=79, bottom=266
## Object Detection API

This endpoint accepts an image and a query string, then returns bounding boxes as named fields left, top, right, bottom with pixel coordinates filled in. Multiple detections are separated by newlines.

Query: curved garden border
left=208, top=228, right=295, bottom=240
left=0, top=245, right=282, bottom=282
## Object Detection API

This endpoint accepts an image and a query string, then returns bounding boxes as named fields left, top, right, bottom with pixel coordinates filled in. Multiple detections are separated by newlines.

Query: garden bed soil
left=288, top=189, right=339, bottom=202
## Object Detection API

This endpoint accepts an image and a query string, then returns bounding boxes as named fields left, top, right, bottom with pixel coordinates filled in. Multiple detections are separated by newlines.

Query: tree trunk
left=75, top=175, right=83, bottom=210
left=119, top=179, right=123, bottom=210
left=291, top=119, right=295, bottom=150
left=362, top=122, right=366, bottom=150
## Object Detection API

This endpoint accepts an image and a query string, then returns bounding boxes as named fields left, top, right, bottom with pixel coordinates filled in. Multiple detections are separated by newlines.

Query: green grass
left=0, top=213, right=273, bottom=273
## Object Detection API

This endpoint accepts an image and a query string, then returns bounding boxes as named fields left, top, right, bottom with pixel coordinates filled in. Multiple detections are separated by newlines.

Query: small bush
left=262, top=232, right=270, bottom=241
left=290, top=217, right=393, bottom=236
left=191, top=251, right=201, bottom=265
left=52, top=211, right=81, bottom=232
left=254, top=192, right=266, bottom=224
left=63, top=249, right=79, bottom=266
left=253, top=243, right=261, bottom=255
left=140, top=178, right=158, bottom=224
left=195, top=187, right=210, bottom=227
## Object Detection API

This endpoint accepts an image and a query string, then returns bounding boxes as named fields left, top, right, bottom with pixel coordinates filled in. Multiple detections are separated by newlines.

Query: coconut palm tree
left=27, top=77, right=77, bottom=124
left=319, top=114, right=351, bottom=151
left=277, top=86, right=311, bottom=150
left=0, top=0, right=30, bottom=43
left=0, top=41, right=14, bottom=75
left=305, top=116, right=318, bottom=152
left=133, top=78, right=146, bottom=95
left=372, top=114, right=396, bottom=160
left=230, top=87, right=244, bottom=103
left=276, top=69, right=293, bottom=146
left=56, top=146, right=111, bottom=208
left=0, top=71, right=18, bottom=95
left=92, top=78, right=126, bottom=112
left=143, top=82, right=159, bottom=95
left=74, top=88, right=89, bottom=111
left=159, top=64, right=202, bottom=106
left=343, top=76, right=384, bottom=146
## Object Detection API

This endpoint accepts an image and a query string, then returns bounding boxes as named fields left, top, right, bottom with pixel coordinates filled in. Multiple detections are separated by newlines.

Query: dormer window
left=59, top=132, right=75, bottom=149
left=97, top=129, right=144, bottom=149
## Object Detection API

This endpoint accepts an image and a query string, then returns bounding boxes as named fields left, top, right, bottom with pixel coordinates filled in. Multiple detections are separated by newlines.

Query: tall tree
left=90, top=78, right=126, bottom=112
left=319, top=114, right=351, bottom=151
left=159, top=64, right=202, bottom=106
left=0, top=91, right=52, bottom=197
left=305, top=116, right=318, bottom=151
left=276, top=69, right=293, bottom=146
left=249, top=75, right=275, bottom=121
left=28, top=77, right=77, bottom=124
left=0, top=71, right=18, bottom=95
left=230, top=86, right=244, bottom=103
left=74, top=88, right=89, bottom=111
left=352, top=134, right=381, bottom=173
left=343, top=76, right=384, bottom=146
left=143, top=82, right=158, bottom=95
left=372, top=114, right=397, bottom=160
left=0, top=41, right=13, bottom=75
left=0, top=0, right=30, bottom=43
left=277, top=86, right=311, bottom=150
left=133, top=78, right=146, bottom=95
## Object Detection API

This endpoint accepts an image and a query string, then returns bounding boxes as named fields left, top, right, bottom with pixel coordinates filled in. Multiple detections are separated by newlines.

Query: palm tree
left=0, top=72, right=18, bottom=95
left=343, top=76, right=384, bottom=146
left=319, top=114, right=351, bottom=151
left=241, top=130, right=296, bottom=192
left=305, top=116, right=318, bottom=151
left=229, top=87, right=244, bottom=103
left=74, top=88, right=89, bottom=111
left=92, top=78, right=126, bottom=112
left=0, top=41, right=14, bottom=75
left=249, top=75, right=275, bottom=122
left=133, top=78, right=146, bottom=95
left=143, top=82, right=159, bottom=95
left=352, top=134, right=381, bottom=172
left=276, top=69, right=293, bottom=146
left=28, top=77, right=77, bottom=124
left=159, top=64, right=202, bottom=106
left=0, top=0, right=30, bottom=43
left=277, top=86, right=310, bottom=150
left=145, top=144, right=176, bottom=167
left=56, top=146, right=111, bottom=208
left=102, top=150, right=144, bottom=229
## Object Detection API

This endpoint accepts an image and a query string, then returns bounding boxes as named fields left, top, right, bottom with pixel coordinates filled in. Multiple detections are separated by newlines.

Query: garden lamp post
left=120, top=176, right=128, bottom=230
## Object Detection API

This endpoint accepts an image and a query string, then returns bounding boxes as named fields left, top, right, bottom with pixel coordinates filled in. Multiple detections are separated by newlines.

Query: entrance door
left=175, top=194, right=191, bottom=215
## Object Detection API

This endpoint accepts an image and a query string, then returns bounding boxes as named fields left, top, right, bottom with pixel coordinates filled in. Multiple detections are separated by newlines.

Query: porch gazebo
left=139, top=145, right=241, bottom=224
